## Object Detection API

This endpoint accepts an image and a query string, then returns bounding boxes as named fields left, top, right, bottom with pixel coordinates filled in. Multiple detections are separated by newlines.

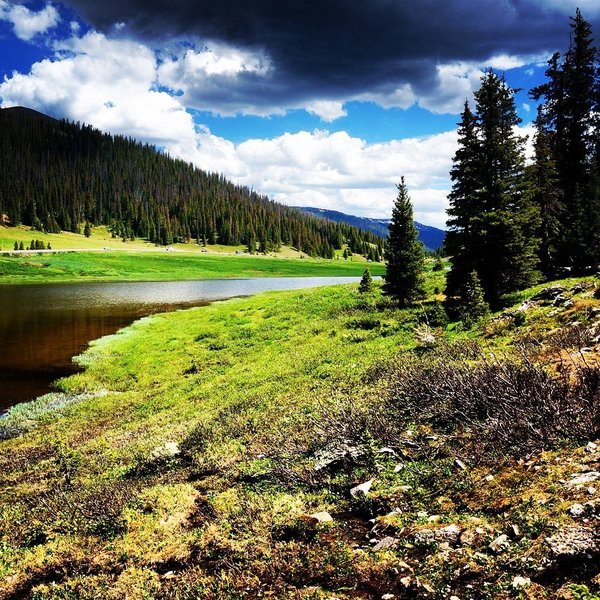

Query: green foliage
left=358, top=267, right=373, bottom=293
left=382, top=178, right=425, bottom=306
left=0, top=107, right=383, bottom=259
left=458, top=271, right=489, bottom=328
left=446, top=72, right=540, bottom=308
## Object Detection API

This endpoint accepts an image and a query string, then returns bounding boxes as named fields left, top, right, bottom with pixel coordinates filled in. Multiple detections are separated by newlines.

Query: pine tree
left=531, top=9, right=599, bottom=269
left=84, top=220, right=91, bottom=238
left=445, top=101, right=480, bottom=303
left=13, top=241, right=18, bottom=251
left=382, top=178, right=425, bottom=306
left=358, top=267, right=373, bottom=293
left=446, top=72, right=540, bottom=309
left=459, top=271, right=489, bottom=328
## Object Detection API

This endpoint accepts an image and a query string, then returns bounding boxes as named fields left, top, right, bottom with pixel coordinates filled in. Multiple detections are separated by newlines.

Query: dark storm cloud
left=61, top=0, right=598, bottom=109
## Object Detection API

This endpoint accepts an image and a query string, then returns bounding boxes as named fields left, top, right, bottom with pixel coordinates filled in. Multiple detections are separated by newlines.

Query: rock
left=350, top=480, right=373, bottom=497
left=378, top=447, right=397, bottom=456
left=381, top=595, right=396, bottom=600
left=313, top=441, right=364, bottom=471
left=484, top=474, right=494, bottom=482
left=546, top=526, right=600, bottom=559
left=151, top=441, right=180, bottom=459
left=512, top=576, right=531, bottom=590
left=585, top=441, right=598, bottom=453
left=489, top=534, right=510, bottom=553
left=569, top=504, right=585, bottom=518
left=588, top=487, right=597, bottom=495
left=373, top=536, right=400, bottom=551
left=310, top=511, right=333, bottom=523
left=531, top=286, right=567, bottom=303
left=414, top=524, right=461, bottom=546
left=510, top=524, right=522, bottom=539
left=394, top=463, right=404, bottom=473
left=566, top=471, right=600, bottom=487
left=454, top=458, right=467, bottom=470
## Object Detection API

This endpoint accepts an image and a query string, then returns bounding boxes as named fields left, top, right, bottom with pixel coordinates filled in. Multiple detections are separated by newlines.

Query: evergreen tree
left=13, top=241, right=18, bottom=251
left=531, top=9, right=599, bottom=269
left=458, top=271, right=489, bottom=329
left=84, top=220, right=91, bottom=238
left=358, top=267, right=373, bottom=293
left=446, top=72, right=540, bottom=309
left=382, top=178, right=425, bottom=306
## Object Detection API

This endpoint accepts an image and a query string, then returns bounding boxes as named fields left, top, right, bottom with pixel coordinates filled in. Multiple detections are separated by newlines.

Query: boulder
left=413, top=524, right=461, bottom=546
left=546, top=526, right=599, bottom=559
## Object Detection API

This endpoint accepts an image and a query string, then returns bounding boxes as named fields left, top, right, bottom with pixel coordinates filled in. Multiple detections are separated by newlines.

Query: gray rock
left=313, top=441, right=364, bottom=471
left=546, top=526, right=599, bottom=559
left=373, top=536, right=400, bottom=551
left=413, top=524, right=461, bottom=546
left=531, top=286, right=567, bottom=303
left=566, top=471, right=600, bottom=487
left=350, top=479, right=373, bottom=497
left=569, top=504, right=586, bottom=518
left=489, top=534, right=510, bottom=553
left=310, top=511, right=334, bottom=523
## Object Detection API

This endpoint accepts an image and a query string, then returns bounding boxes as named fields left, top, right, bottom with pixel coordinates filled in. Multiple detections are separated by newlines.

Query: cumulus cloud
left=0, top=1, right=60, bottom=40
left=0, top=30, right=196, bottom=149
left=186, top=128, right=459, bottom=228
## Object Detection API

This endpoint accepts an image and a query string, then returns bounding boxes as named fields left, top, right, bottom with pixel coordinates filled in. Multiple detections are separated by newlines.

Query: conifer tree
left=382, top=178, right=425, bottom=306
left=531, top=9, right=599, bottom=269
left=446, top=72, right=540, bottom=308
left=84, top=220, right=91, bottom=238
left=459, top=271, right=489, bottom=328
left=358, top=267, right=373, bottom=293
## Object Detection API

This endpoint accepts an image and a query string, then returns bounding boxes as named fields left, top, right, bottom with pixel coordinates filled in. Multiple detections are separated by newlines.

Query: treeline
left=0, top=108, right=383, bottom=259
left=445, top=9, right=600, bottom=309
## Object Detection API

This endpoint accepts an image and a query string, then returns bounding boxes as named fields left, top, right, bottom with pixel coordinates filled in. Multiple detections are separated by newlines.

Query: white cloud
left=185, top=128, right=458, bottom=228
left=0, top=1, right=59, bottom=41
left=0, top=31, right=196, bottom=149
left=305, top=100, right=347, bottom=122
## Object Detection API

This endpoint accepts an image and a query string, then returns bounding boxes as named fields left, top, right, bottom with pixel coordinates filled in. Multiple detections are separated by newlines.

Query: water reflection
left=0, top=277, right=358, bottom=409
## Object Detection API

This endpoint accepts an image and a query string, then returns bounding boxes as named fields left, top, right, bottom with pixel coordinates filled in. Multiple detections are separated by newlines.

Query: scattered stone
left=484, top=474, right=494, bottom=482
left=313, top=441, right=364, bottom=471
left=378, top=447, right=397, bottom=456
left=381, top=594, right=395, bottom=600
left=585, top=441, right=598, bottom=453
left=373, top=536, right=400, bottom=551
left=400, top=576, right=413, bottom=588
left=350, top=480, right=373, bottom=497
left=414, top=524, right=461, bottom=546
left=531, top=286, right=567, bottom=303
left=450, top=596, right=461, bottom=600
left=394, top=463, right=404, bottom=473
left=151, top=441, right=180, bottom=459
left=310, top=511, right=333, bottom=523
left=428, top=515, right=441, bottom=523
left=161, top=571, right=176, bottom=580
left=510, top=524, right=522, bottom=539
left=512, top=576, right=531, bottom=590
left=588, top=487, right=597, bottom=495
left=489, top=534, right=510, bottom=554
left=566, top=472, right=600, bottom=487
left=546, top=526, right=599, bottom=559
left=454, top=458, right=467, bottom=470
left=569, top=504, right=586, bottom=518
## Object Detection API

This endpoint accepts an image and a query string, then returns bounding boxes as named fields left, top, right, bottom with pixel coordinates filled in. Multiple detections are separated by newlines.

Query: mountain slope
left=296, top=206, right=446, bottom=251
left=0, top=107, right=383, bottom=259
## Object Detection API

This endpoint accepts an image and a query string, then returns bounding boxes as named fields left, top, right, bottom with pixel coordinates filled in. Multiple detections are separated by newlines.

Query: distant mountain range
left=296, top=207, right=446, bottom=252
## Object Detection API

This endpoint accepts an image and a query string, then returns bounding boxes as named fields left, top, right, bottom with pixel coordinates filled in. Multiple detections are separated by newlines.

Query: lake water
left=0, top=277, right=358, bottom=410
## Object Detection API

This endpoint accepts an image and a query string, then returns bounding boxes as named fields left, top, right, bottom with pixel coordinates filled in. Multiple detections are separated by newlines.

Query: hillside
left=297, top=206, right=446, bottom=252
left=0, top=107, right=383, bottom=260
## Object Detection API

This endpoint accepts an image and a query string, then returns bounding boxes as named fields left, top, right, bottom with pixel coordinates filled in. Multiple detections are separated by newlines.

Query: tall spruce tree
left=531, top=9, right=599, bottom=270
left=446, top=71, right=540, bottom=308
left=382, top=178, right=425, bottom=306
left=445, top=101, right=480, bottom=304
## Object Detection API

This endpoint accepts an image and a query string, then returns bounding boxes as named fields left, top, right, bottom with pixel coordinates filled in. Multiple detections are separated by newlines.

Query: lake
left=0, top=277, right=359, bottom=410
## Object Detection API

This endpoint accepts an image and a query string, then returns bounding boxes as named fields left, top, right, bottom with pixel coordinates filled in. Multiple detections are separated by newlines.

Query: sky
left=1, top=1, right=599, bottom=229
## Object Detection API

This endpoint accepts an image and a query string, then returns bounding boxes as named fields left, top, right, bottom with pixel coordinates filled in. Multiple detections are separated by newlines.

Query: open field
left=0, top=244, right=385, bottom=285
left=0, top=271, right=599, bottom=598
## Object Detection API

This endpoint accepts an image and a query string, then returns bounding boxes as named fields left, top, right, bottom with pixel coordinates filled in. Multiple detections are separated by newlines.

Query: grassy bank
left=0, top=249, right=385, bottom=285
left=0, top=271, right=599, bottom=599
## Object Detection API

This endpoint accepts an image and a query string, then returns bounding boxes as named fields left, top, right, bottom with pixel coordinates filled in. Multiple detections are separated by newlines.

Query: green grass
left=0, top=248, right=385, bottom=284
left=1, top=272, right=597, bottom=598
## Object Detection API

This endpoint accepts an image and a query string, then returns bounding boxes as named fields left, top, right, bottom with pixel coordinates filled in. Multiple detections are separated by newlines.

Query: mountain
left=0, top=107, right=383, bottom=259
left=296, top=207, right=446, bottom=252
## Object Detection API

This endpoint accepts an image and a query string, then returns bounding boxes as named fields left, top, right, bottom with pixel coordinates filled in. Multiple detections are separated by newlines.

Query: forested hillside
left=0, top=107, right=383, bottom=259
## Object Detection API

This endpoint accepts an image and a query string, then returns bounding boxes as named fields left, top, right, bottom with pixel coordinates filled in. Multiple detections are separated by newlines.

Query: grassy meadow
left=0, top=225, right=384, bottom=284
left=0, top=266, right=599, bottom=598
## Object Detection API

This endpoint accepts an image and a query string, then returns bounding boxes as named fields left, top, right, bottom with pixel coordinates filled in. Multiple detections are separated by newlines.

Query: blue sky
left=1, top=0, right=598, bottom=228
